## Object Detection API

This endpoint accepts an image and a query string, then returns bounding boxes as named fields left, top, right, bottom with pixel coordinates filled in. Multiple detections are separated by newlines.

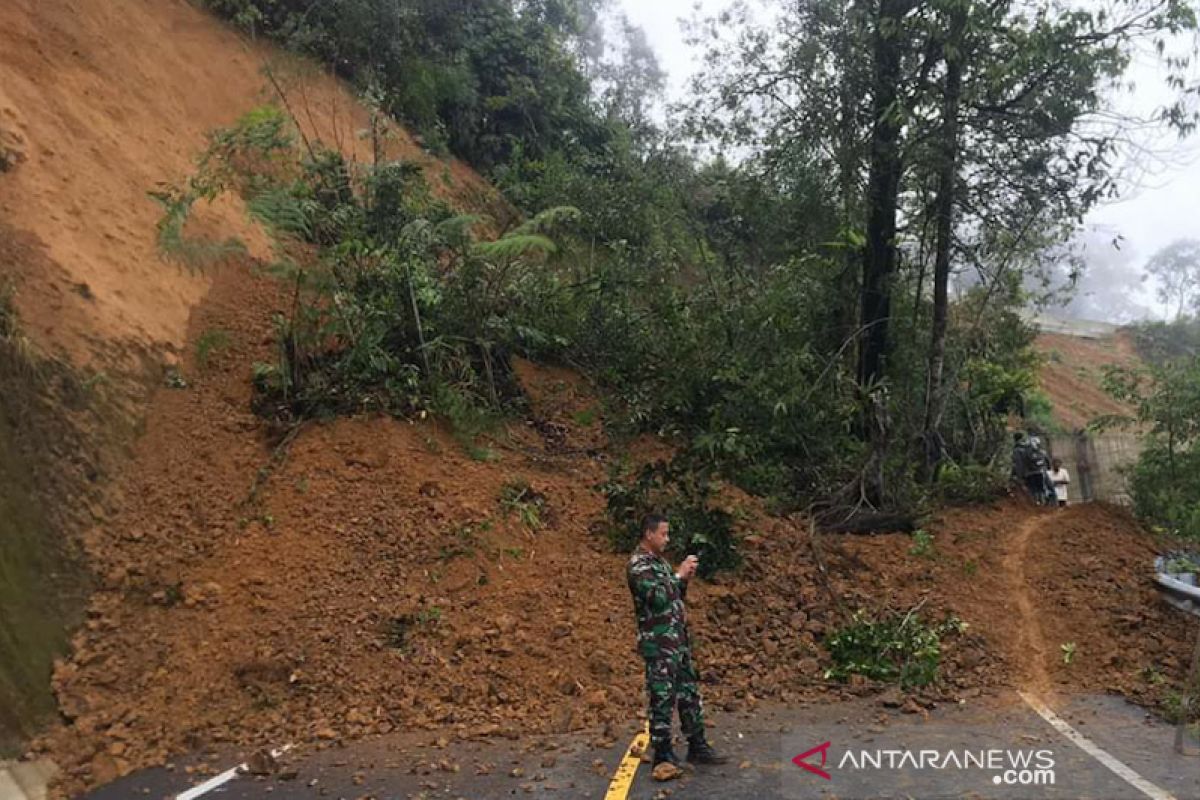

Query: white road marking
left=1019, top=692, right=1177, bottom=800
left=175, top=744, right=293, bottom=800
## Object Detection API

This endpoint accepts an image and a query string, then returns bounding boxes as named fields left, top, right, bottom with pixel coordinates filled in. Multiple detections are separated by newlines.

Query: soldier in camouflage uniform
left=627, top=514, right=729, bottom=768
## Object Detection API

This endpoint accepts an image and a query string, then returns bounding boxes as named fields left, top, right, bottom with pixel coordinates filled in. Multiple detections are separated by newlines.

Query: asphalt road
left=82, top=692, right=1199, bottom=800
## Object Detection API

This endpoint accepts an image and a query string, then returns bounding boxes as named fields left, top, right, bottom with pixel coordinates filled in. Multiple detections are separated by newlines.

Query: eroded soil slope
left=0, top=0, right=503, bottom=368
left=1034, top=330, right=1142, bottom=431
left=0, top=0, right=505, bottom=755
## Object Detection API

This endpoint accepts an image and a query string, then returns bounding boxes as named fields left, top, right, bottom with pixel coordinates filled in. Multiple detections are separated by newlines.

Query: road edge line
left=175, top=743, right=293, bottom=800
left=604, top=723, right=649, bottom=800
left=1019, top=691, right=1176, bottom=800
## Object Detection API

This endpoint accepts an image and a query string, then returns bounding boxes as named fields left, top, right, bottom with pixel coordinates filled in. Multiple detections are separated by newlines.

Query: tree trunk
left=857, top=0, right=912, bottom=504
left=834, top=13, right=863, bottom=358
left=920, top=5, right=967, bottom=481
left=858, top=0, right=910, bottom=392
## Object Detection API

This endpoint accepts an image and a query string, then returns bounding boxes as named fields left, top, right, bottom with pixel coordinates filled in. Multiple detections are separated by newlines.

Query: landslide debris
left=25, top=222, right=1193, bottom=800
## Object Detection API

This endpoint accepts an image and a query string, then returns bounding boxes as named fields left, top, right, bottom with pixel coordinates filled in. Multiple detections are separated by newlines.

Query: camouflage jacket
left=627, top=546, right=690, bottom=660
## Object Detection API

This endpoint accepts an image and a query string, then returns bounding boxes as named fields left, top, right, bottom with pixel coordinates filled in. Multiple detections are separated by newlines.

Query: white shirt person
left=1049, top=459, right=1071, bottom=507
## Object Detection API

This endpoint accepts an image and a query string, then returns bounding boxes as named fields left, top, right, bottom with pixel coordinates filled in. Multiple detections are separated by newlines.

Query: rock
left=588, top=653, right=613, bottom=679
left=345, top=448, right=389, bottom=469
left=246, top=749, right=278, bottom=776
left=90, top=753, right=119, bottom=785
left=652, top=762, right=682, bottom=782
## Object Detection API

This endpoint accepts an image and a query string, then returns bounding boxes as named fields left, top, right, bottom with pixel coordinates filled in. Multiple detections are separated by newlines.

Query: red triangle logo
left=792, top=741, right=833, bottom=780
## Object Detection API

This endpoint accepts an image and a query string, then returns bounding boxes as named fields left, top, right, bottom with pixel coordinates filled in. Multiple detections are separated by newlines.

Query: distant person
left=627, top=514, right=728, bottom=772
left=1048, top=458, right=1071, bottom=508
left=1012, top=432, right=1053, bottom=504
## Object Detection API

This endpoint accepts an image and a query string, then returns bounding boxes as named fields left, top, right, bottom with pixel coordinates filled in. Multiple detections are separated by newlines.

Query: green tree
left=1104, top=353, right=1200, bottom=538
left=687, top=0, right=1199, bottom=506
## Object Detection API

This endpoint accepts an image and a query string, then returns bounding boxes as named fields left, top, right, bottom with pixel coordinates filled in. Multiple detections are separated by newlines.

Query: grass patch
left=195, top=328, right=231, bottom=369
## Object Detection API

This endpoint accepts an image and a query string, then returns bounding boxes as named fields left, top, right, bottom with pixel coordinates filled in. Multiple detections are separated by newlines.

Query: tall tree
left=1146, top=238, right=1200, bottom=319
left=919, top=0, right=967, bottom=477
left=686, top=0, right=1199, bottom=503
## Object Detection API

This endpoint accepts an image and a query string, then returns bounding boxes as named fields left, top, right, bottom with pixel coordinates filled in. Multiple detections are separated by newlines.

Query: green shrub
left=909, top=529, right=935, bottom=558
left=599, top=459, right=740, bottom=577
left=195, top=329, right=231, bottom=369
left=935, top=461, right=1008, bottom=505
left=825, top=610, right=966, bottom=689
left=499, top=479, right=546, bottom=530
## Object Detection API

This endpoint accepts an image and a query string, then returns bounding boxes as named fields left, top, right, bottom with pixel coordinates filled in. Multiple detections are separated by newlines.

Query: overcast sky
left=614, top=0, right=1200, bottom=321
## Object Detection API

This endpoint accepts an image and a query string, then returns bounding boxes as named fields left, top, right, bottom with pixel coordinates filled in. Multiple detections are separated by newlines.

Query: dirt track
left=1001, top=515, right=1052, bottom=696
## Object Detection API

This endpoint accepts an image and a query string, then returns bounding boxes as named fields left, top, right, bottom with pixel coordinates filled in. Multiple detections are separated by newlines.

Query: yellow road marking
left=604, top=723, right=649, bottom=800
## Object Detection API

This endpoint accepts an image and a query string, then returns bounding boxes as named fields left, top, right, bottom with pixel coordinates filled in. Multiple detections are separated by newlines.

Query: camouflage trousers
left=644, top=648, right=705, bottom=750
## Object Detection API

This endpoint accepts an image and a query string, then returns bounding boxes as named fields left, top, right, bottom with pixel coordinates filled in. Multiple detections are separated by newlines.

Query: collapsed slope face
left=1033, top=330, right=1142, bottom=432
left=0, top=0, right=504, bottom=755
left=36, top=258, right=1193, bottom=795
left=0, top=0, right=501, bottom=366
left=32, top=247, right=998, bottom=793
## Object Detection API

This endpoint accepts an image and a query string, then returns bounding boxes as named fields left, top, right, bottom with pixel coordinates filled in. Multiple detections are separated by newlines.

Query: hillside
left=1, top=3, right=1196, bottom=798
left=1033, top=328, right=1143, bottom=432
left=0, top=0, right=504, bottom=755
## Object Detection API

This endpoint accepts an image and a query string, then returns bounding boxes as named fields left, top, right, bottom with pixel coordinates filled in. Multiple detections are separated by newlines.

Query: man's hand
left=676, top=555, right=699, bottom=581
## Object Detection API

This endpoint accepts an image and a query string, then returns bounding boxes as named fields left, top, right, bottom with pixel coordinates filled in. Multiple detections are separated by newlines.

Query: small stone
left=652, top=762, right=682, bottom=782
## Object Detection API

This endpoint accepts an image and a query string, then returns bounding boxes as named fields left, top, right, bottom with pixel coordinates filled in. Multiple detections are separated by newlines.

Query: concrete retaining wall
left=1047, top=431, right=1144, bottom=505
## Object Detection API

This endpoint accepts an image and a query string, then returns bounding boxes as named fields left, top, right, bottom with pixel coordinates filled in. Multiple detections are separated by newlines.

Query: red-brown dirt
left=0, top=0, right=506, bottom=371
left=32, top=237, right=1196, bottom=795
left=1033, top=331, right=1142, bottom=431
left=2, top=4, right=1193, bottom=798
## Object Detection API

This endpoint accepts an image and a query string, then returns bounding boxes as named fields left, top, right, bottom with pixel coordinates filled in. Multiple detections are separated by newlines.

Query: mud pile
left=40, top=241, right=1192, bottom=796
left=29, top=258, right=998, bottom=796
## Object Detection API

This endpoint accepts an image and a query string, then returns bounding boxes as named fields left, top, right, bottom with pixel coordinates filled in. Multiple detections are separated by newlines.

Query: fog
left=615, top=0, right=1199, bottom=324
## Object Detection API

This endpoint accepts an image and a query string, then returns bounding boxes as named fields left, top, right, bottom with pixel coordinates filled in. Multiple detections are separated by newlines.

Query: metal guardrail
left=1154, top=556, right=1200, bottom=620
left=1155, top=572, right=1200, bottom=619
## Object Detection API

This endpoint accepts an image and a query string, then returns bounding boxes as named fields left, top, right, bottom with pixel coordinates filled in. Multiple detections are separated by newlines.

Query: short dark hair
left=640, top=514, right=668, bottom=538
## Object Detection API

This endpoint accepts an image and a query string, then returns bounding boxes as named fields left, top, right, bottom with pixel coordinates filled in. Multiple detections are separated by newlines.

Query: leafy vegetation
left=158, top=105, right=584, bottom=438
left=176, top=0, right=1200, bottom=562
left=195, top=329, right=231, bottom=369
left=599, top=459, right=739, bottom=578
left=499, top=480, right=546, bottom=530
left=825, top=609, right=967, bottom=689
left=1102, top=326, right=1200, bottom=539
left=908, top=529, right=935, bottom=558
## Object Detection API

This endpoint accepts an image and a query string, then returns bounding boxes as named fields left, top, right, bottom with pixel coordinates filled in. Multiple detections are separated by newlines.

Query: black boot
left=653, top=743, right=681, bottom=768
left=687, top=736, right=729, bottom=765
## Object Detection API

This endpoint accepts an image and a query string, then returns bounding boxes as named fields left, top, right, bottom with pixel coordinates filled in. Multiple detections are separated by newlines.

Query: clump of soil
left=1030, top=504, right=1196, bottom=702
left=824, top=501, right=1195, bottom=707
